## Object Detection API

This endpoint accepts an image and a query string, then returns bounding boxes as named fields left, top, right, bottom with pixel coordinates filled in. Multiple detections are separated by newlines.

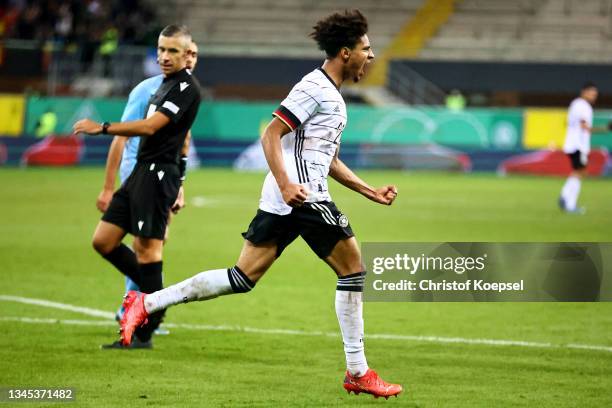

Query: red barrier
left=498, top=149, right=609, bottom=177
left=21, top=134, right=84, bottom=166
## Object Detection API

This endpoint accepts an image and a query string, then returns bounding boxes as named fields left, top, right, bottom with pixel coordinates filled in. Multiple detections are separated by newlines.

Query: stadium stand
left=3, top=0, right=158, bottom=46
left=420, top=0, right=612, bottom=62
left=146, top=0, right=424, bottom=57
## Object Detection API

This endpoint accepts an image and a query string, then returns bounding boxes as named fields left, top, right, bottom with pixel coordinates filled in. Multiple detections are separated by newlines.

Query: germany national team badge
left=338, top=214, right=349, bottom=228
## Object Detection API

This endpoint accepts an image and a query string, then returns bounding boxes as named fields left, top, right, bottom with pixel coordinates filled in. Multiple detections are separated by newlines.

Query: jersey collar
left=318, top=67, right=340, bottom=90
left=163, top=67, right=189, bottom=81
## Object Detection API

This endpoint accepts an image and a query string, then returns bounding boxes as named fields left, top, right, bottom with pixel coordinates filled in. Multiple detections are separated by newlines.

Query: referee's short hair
left=160, top=24, right=191, bottom=40
left=582, top=81, right=597, bottom=90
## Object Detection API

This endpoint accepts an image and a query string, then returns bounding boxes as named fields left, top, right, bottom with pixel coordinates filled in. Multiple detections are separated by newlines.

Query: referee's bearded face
left=345, top=34, right=374, bottom=83
left=157, top=35, right=189, bottom=76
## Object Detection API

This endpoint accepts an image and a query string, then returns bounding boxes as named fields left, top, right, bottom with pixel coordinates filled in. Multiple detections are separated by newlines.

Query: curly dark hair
left=310, top=10, right=368, bottom=58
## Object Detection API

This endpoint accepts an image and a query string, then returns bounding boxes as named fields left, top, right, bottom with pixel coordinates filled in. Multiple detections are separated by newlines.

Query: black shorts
left=567, top=151, right=588, bottom=170
left=242, top=201, right=354, bottom=259
left=102, top=162, right=180, bottom=240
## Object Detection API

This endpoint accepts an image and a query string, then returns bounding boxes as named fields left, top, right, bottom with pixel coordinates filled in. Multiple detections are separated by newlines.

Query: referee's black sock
left=136, top=261, right=165, bottom=342
left=102, top=244, right=141, bottom=286
left=138, top=261, right=163, bottom=294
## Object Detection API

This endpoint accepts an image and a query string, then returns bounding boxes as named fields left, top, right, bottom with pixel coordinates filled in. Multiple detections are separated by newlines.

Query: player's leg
left=143, top=207, right=289, bottom=313
left=143, top=240, right=276, bottom=313
left=325, top=237, right=402, bottom=397
left=300, top=202, right=401, bottom=397
left=121, top=209, right=295, bottom=345
left=116, top=216, right=172, bottom=323
left=92, top=220, right=141, bottom=284
left=324, top=237, right=369, bottom=377
left=560, top=151, right=587, bottom=213
left=129, top=236, right=166, bottom=342
left=116, top=276, right=140, bottom=321
left=119, top=240, right=277, bottom=345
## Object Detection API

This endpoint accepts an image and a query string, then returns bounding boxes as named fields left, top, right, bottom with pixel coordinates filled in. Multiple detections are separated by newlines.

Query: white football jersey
left=260, top=68, right=347, bottom=215
left=563, top=97, right=593, bottom=154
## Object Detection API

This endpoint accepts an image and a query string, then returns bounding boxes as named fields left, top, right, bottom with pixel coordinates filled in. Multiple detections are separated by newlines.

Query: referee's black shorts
left=566, top=150, right=588, bottom=170
left=102, top=162, right=180, bottom=240
left=242, top=201, right=354, bottom=259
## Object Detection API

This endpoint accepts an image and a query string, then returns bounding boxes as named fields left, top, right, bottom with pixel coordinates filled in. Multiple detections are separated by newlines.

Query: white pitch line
left=0, top=295, right=115, bottom=319
left=2, top=296, right=612, bottom=354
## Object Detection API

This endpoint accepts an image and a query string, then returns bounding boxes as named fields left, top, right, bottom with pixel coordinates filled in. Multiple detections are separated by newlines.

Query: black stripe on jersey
left=302, top=158, right=310, bottom=182
left=304, top=79, right=335, bottom=90
left=296, top=89, right=320, bottom=106
left=299, top=130, right=310, bottom=182
left=294, top=130, right=303, bottom=183
left=307, top=134, right=339, bottom=145
left=308, top=122, right=339, bottom=129
left=294, top=129, right=309, bottom=183
left=304, top=148, right=334, bottom=157
left=286, top=97, right=318, bottom=116
left=317, top=112, right=346, bottom=118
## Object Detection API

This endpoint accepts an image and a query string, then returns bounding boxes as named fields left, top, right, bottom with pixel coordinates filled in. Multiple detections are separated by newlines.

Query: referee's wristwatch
left=101, top=122, right=111, bottom=134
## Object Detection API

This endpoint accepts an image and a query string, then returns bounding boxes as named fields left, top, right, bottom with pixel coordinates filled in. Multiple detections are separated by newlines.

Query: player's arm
left=261, top=117, right=308, bottom=207
left=73, top=112, right=170, bottom=137
left=96, top=135, right=127, bottom=212
left=581, top=119, right=611, bottom=133
left=329, top=150, right=397, bottom=206
left=171, top=130, right=191, bottom=214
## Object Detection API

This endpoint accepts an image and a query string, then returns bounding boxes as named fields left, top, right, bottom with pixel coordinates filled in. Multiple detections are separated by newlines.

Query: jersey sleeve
left=273, top=82, right=320, bottom=131
left=121, top=83, right=149, bottom=122
left=157, top=81, right=199, bottom=123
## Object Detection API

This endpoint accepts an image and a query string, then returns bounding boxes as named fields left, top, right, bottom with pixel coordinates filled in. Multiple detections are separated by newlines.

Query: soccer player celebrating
left=96, top=40, right=200, bottom=331
left=558, top=82, right=608, bottom=214
left=73, top=25, right=201, bottom=348
left=121, top=10, right=402, bottom=398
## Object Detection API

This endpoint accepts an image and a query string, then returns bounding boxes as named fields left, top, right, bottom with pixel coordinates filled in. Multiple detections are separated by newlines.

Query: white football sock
left=563, top=176, right=581, bottom=210
left=561, top=177, right=573, bottom=201
left=144, top=268, right=233, bottom=313
left=335, top=290, right=368, bottom=377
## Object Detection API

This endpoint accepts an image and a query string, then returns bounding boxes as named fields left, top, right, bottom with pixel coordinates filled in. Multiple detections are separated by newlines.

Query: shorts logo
left=157, top=170, right=165, bottom=180
left=138, top=220, right=144, bottom=231
left=338, top=214, right=349, bottom=228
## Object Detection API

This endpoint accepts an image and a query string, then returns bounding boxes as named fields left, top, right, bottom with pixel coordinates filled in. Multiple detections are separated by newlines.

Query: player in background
left=558, top=82, right=610, bottom=214
left=96, top=41, right=199, bottom=327
left=121, top=10, right=402, bottom=398
left=74, top=25, right=201, bottom=348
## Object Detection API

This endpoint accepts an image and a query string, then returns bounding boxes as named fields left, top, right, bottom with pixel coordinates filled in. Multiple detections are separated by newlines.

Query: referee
left=74, top=24, right=201, bottom=348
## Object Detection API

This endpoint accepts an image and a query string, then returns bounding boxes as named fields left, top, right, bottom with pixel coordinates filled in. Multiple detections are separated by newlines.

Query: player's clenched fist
left=374, top=185, right=398, bottom=206
left=281, top=183, right=309, bottom=207
left=74, top=119, right=102, bottom=135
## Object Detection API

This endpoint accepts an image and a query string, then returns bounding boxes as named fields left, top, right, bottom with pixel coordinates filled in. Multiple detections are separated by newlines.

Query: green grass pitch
left=0, top=167, right=611, bottom=407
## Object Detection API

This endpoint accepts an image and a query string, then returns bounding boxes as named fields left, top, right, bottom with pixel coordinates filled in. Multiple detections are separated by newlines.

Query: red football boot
left=120, top=291, right=149, bottom=346
left=343, top=369, right=403, bottom=399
